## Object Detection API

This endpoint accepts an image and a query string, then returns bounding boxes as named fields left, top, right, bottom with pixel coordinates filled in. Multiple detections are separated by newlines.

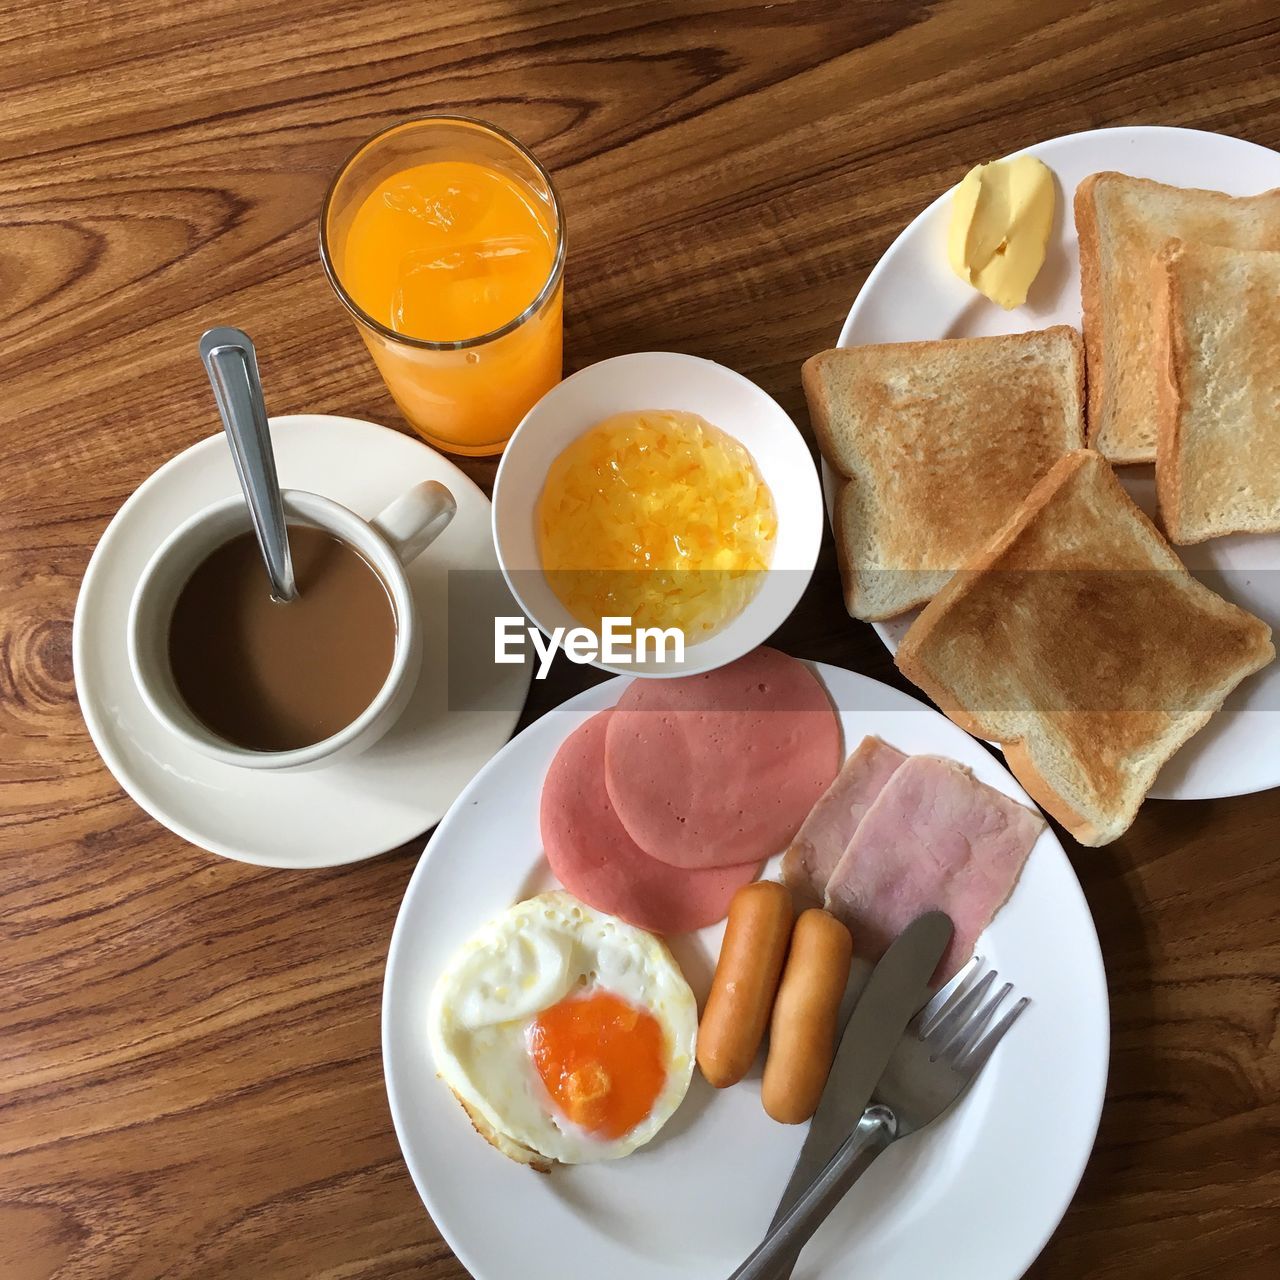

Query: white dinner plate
left=826, top=125, right=1280, bottom=801
left=383, top=662, right=1109, bottom=1280
left=73, top=414, right=530, bottom=868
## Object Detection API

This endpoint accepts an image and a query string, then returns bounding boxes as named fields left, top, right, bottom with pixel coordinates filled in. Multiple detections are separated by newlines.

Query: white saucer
left=73, top=414, right=531, bottom=868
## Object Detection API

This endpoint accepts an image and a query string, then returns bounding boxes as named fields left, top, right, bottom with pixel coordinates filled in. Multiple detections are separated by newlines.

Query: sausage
left=761, top=908, right=853, bottom=1123
left=696, top=881, right=794, bottom=1088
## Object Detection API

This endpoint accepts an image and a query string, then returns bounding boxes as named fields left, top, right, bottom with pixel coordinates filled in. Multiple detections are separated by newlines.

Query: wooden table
left=4, top=1, right=1277, bottom=1276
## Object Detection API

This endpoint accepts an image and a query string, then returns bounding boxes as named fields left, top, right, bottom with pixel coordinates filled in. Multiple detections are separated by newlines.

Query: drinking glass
left=320, top=116, right=565, bottom=457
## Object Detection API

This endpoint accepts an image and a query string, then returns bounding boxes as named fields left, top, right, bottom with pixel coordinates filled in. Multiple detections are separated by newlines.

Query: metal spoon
left=198, top=327, right=297, bottom=602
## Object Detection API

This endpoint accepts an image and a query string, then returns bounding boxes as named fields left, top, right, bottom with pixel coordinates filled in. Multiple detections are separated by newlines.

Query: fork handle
left=727, top=1106, right=897, bottom=1280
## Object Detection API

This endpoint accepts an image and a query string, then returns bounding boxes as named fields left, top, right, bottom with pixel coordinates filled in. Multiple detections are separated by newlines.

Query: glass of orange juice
left=320, top=117, right=565, bottom=456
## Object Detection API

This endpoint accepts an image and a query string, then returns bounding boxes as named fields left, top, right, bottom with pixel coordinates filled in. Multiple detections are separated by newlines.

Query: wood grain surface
left=3, top=1, right=1278, bottom=1276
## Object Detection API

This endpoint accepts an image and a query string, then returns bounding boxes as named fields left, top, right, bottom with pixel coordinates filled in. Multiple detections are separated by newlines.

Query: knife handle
left=727, top=1106, right=897, bottom=1280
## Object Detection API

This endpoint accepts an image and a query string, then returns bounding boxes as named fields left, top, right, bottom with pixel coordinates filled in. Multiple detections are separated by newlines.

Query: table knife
left=768, top=910, right=953, bottom=1235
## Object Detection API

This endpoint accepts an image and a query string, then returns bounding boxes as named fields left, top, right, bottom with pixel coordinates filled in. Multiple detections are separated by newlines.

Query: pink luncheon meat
left=781, top=735, right=907, bottom=903
left=824, top=755, right=1045, bottom=980
left=541, top=710, right=760, bottom=935
left=604, top=647, right=841, bottom=870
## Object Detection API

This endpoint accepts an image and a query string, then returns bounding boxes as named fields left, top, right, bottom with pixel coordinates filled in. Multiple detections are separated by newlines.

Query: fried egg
left=428, top=891, right=697, bottom=1165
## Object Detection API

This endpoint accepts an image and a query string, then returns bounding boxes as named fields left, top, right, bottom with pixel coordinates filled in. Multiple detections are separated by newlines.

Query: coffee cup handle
left=372, top=481, right=457, bottom=566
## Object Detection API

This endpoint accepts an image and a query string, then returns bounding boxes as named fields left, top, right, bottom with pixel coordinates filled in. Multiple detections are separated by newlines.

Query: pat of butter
left=947, top=155, right=1054, bottom=309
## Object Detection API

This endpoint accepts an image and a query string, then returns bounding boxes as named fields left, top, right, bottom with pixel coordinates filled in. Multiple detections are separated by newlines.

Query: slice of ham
left=781, top=736, right=907, bottom=903
left=541, top=710, right=760, bottom=935
left=823, top=755, right=1045, bottom=980
left=604, top=647, right=842, bottom=869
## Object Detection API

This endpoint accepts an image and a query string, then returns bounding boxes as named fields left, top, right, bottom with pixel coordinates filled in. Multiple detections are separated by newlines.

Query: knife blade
left=768, top=909, right=954, bottom=1229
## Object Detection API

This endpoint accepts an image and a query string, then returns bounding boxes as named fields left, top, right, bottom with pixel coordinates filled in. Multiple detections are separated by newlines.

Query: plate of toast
left=806, top=125, right=1279, bottom=843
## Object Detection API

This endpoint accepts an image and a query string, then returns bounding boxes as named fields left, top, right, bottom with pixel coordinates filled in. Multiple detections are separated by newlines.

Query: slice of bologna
left=540, top=709, right=760, bottom=935
left=604, top=647, right=841, bottom=869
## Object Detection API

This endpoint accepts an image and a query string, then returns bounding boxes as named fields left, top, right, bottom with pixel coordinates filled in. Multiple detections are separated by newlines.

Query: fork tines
left=911, top=956, right=1031, bottom=1075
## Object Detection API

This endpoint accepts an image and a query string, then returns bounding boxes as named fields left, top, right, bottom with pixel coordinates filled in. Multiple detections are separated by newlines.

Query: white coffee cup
left=128, top=483, right=455, bottom=771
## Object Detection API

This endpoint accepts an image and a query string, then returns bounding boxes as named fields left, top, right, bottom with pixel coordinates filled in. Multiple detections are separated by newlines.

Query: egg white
left=428, top=891, right=697, bottom=1164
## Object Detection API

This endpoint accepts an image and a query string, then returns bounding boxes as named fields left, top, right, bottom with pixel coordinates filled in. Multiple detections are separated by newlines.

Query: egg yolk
left=528, top=990, right=667, bottom=1140
left=536, top=410, right=777, bottom=641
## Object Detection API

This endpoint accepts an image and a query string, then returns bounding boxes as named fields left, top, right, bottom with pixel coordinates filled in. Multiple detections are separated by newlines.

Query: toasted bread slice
left=1154, top=238, right=1280, bottom=543
left=803, top=328, right=1085, bottom=620
left=896, top=450, right=1273, bottom=846
left=1075, top=173, right=1280, bottom=464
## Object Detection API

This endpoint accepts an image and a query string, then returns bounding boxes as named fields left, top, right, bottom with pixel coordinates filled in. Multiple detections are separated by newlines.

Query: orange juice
left=340, top=162, right=556, bottom=343
left=322, top=120, right=564, bottom=455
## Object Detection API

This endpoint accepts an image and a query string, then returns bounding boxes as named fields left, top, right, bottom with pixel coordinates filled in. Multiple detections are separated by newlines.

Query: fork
left=727, top=958, right=1030, bottom=1280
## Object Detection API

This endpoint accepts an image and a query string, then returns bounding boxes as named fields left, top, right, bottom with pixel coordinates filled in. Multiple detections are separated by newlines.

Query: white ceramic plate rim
left=73, top=413, right=529, bottom=867
left=828, top=124, right=1280, bottom=801
left=383, top=662, right=1109, bottom=1280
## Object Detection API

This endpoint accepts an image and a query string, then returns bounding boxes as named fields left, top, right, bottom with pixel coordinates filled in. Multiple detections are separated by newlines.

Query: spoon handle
left=199, top=327, right=297, bottom=602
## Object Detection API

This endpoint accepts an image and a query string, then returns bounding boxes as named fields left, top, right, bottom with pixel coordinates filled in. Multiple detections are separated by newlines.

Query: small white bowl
left=492, top=351, right=823, bottom=677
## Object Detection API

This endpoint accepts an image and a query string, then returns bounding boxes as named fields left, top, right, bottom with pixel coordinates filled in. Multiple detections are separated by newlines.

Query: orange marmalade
left=536, top=410, right=777, bottom=641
